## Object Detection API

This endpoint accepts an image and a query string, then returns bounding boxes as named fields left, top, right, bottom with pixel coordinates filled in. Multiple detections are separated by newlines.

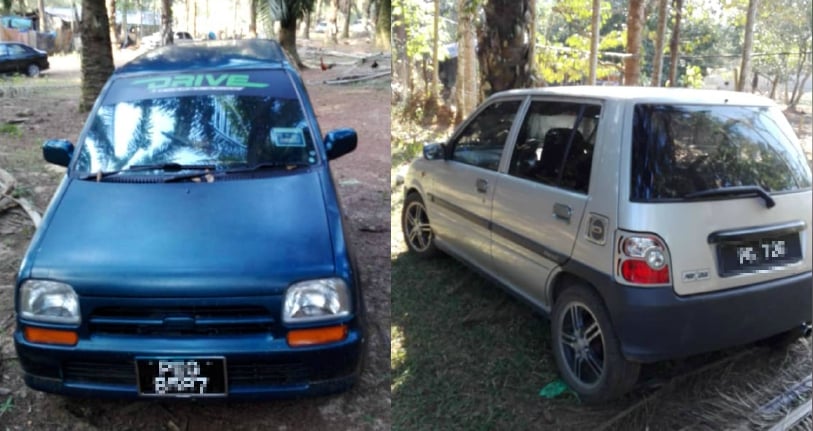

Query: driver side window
left=451, top=100, right=521, bottom=171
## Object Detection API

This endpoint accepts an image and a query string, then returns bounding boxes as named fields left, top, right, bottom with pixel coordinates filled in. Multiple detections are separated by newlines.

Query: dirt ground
left=0, top=38, right=390, bottom=430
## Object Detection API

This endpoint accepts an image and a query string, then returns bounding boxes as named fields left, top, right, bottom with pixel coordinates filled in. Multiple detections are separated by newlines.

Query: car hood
left=27, top=171, right=335, bottom=297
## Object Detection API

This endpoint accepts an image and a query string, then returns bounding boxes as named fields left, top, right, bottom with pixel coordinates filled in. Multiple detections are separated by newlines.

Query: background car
left=0, top=41, right=49, bottom=77
left=142, top=31, right=194, bottom=49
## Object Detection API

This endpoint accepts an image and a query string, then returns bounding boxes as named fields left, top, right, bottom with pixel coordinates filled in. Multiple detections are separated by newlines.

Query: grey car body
left=402, top=86, right=812, bottom=402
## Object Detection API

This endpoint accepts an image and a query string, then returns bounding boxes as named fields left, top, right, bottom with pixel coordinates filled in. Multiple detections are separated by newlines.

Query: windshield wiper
left=684, top=186, right=775, bottom=208
left=223, top=161, right=310, bottom=174
left=80, top=163, right=217, bottom=181
left=162, top=162, right=310, bottom=183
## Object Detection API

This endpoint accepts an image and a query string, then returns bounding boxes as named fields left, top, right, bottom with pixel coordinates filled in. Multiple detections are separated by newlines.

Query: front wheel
left=26, top=64, right=40, bottom=77
left=401, top=193, right=439, bottom=257
left=551, top=282, right=639, bottom=403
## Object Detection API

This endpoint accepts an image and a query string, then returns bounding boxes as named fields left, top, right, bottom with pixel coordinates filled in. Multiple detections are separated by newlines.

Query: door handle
left=475, top=178, right=488, bottom=194
left=553, top=203, right=572, bottom=222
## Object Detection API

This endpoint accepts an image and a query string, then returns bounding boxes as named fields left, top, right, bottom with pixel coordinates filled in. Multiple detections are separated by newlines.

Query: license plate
left=136, top=358, right=227, bottom=397
left=718, top=233, right=802, bottom=276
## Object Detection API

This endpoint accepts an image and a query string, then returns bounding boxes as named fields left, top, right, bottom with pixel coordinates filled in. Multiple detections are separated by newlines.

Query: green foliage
left=0, top=123, right=21, bottom=137
left=683, top=65, right=704, bottom=88
left=752, top=0, right=812, bottom=81
left=536, top=0, right=624, bottom=85
left=393, top=0, right=453, bottom=61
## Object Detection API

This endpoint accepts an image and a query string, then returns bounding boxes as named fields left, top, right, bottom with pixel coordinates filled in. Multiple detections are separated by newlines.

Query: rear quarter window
left=631, top=104, right=812, bottom=201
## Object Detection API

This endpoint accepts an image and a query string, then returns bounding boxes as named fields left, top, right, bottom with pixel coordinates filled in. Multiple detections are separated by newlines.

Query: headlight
left=19, top=280, right=81, bottom=324
left=283, top=278, right=350, bottom=323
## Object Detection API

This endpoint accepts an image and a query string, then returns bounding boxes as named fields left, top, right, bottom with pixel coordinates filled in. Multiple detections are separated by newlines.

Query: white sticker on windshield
left=271, top=128, right=306, bottom=148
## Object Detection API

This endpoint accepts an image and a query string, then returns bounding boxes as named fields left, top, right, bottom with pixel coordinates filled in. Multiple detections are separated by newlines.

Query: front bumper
left=598, top=271, right=812, bottom=362
left=14, top=327, right=363, bottom=399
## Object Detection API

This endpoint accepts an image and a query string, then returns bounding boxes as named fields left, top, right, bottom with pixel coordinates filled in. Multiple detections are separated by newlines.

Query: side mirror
left=325, top=128, right=357, bottom=160
left=423, top=142, right=446, bottom=160
left=43, top=139, right=74, bottom=167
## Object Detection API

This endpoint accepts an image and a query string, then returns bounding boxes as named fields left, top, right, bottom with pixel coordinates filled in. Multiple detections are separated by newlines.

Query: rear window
left=631, top=104, right=812, bottom=201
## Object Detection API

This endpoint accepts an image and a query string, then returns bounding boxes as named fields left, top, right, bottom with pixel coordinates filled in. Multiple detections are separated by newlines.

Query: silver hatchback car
left=401, top=86, right=812, bottom=402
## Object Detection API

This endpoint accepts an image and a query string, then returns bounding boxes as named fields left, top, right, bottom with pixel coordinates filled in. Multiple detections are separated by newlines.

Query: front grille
left=88, top=306, right=275, bottom=336
left=63, top=361, right=135, bottom=385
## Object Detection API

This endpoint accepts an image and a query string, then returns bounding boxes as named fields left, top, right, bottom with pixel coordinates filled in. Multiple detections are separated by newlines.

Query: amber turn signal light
left=287, top=324, right=347, bottom=347
left=24, top=326, right=78, bottom=346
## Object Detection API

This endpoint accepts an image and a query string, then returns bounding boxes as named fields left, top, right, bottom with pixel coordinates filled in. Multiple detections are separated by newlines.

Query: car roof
left=491, top=85, right=775, bottom=107
left=115, top=39, right=290, bottom=75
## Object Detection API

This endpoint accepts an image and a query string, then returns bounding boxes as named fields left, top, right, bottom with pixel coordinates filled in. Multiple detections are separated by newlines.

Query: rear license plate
left=136, top=358, right=227, bottom=397
left=718, top=233, right=802, bottom=276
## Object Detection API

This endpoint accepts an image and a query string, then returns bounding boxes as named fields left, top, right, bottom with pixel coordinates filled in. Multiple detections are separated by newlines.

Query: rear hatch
left=620, top=102, right=812, bottom=296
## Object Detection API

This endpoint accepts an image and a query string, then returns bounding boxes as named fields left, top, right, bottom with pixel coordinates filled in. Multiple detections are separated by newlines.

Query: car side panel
left=426, top=161, right=499, bottom=272
left=491, top=177, right=588, bottom=306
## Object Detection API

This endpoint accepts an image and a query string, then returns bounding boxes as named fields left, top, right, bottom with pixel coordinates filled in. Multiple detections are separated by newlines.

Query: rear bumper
left=14, top=327, right=363, bottom=399
left=597, top=271, right=812, bottom=362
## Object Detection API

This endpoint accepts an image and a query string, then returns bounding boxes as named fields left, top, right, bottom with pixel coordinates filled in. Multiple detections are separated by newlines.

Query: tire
left=551, top=282, right=640, bottom=403
left=26, top=63, right=40, bottom=77
left=401, top=193, right=439, bottom=257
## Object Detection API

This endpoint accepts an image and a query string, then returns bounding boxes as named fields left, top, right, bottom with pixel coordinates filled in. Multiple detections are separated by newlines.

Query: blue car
left=14, top=40, right=365, bottom=399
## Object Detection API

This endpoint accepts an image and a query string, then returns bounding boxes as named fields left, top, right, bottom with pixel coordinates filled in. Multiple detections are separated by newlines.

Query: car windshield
left=73, top=71, right=317, bottom=176
left=631, top=104, right=812, bottom=201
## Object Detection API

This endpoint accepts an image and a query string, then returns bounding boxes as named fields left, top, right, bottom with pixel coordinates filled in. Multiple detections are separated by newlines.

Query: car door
left=426, top=98, right=525, bottom=272
left=0, top=45, right=10, bottom=73
left=6, top=44, right=27, bottom=73
left=490, top=99, right=601, bottom=309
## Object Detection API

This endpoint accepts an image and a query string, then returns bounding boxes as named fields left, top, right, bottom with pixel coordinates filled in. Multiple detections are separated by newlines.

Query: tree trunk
left=588, top=0, right=600, bottom=84
left=37, top=0, right=45, bottom=31
left=375, top=0, right=390, bottom=50
left=80, top=0, right=115, bottom=113
left=341, top=0, right=351, bottom=39
left=651, top=0, right=668, bottom=87
left=120, top=0, right=128, bottom=46
left=249, top=0, right=257, bottom=36
left=430, top=0, right=440, bottom=101
left=477, top=0, right=535, bottom=97
left=769, top=73, right=779, bottom=99
left=624, top=0, right=645, bottom=86
left=161, top=0, right=173, bottom=45
left=303, top=13, right=311, bottom=39
left=327, top=0, right=339, bottom=43
left=667, top=0, right=683, bottom=86
left=737, top=0, right=759, bottom=91
left=106, top=0, right=118, bottom=46
left=455, top=0, right=478, bottom=123
left=279, top=14, right=305, bottom=69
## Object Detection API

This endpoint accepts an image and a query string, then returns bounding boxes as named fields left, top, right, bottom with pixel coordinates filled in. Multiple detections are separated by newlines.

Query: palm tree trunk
left=279, top=14, right=305, bottom=68
left=80, top=0, right=115, bottom=113
left=624, top=0, right=644, bottom=86
left=161, top=0, right=173, bottom=46
left=477, top=0, right=535, bottom=97
left=106, top=0, right=118, bottom=46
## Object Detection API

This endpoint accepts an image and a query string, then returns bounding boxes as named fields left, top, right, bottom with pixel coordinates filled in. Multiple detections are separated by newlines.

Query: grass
left=0, top=123, right=20, bottom=137
left=391, top=188, right=570, bottom=430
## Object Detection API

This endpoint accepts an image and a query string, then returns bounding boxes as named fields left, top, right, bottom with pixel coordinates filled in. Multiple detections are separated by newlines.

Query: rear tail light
left=617, top=234, right=671, bottom=285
